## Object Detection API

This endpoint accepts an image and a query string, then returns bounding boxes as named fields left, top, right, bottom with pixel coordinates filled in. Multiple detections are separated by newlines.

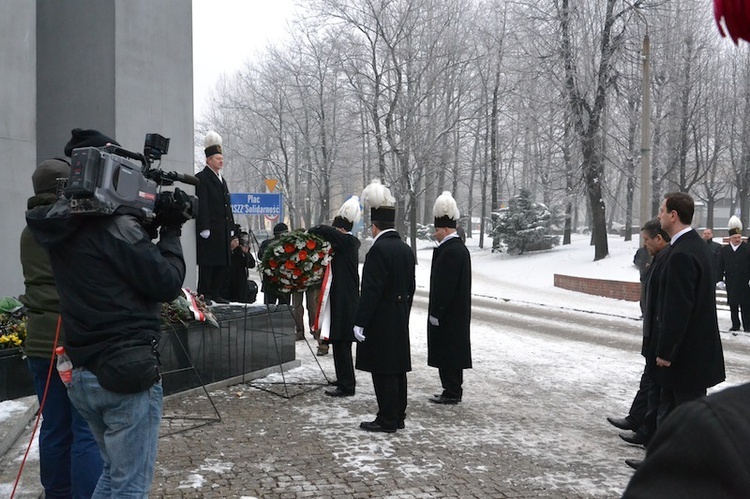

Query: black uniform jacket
left=427, top=236, right=472, bottom=370
left=642, top=246, right=669, bottom=358
left=195, top=166, right=235, bottom=266
left=653, top=229, right=725, bottom=391
left=309, top=225, right=361, bottom=341
left=718, top=242, right=750, bottom=306
left=355, top=230, right=415, bottom=374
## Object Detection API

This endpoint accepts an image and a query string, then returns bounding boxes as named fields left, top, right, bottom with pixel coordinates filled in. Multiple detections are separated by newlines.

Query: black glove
left=155, top=188, right=193, bottom=235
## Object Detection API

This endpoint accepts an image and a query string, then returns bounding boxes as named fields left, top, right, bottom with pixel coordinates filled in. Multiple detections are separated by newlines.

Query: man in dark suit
left=702, top=228, right=722, bottom=283
left=653, top=192, right=725, bottom=421
left=427, top=191, right=472, bottom=405
left=309, top=196, right=362, bottom=397
left=354, top=180, right=415, bottom=433
left=717, top=217, right=750, bottom=332
left=614, top=219, right=670, bottom=453
left=195, top=131, right=235, bottom=304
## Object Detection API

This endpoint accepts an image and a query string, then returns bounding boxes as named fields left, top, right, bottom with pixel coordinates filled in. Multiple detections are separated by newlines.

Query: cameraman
left=26, top=128, right=189, bottom=497
left=224, top=228, right=257, bottom=302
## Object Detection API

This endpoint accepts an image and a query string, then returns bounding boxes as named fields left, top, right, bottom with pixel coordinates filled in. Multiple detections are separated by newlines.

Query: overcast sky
left=192, top=0, right=298, bottom=122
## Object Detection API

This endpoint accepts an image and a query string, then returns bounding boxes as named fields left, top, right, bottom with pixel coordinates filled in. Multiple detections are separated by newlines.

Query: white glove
left=717, top=281, right=726, bottom=290
left=353, top=326, right=365, bottom=342
left=200, top=229, right=210, bottom=239
left=429, top=315, right=440, bottom=326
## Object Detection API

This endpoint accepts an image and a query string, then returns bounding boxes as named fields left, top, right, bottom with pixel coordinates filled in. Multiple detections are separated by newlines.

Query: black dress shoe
left=625, top=459, right=642, bottom=470
left=619, top=431, right=649, bottom=446
left=607, top=416, right=638, bottom=431
left=324, top=387, right=354, bottom=397
left=359, top=420, right=396, bottom=433
left=429, top=394, right=461, bottom=405
left=729, top=326, right=740, bottom=332
left=398, top=420, right=405, bottom=430
left=328, top=379, right=340, bottom=386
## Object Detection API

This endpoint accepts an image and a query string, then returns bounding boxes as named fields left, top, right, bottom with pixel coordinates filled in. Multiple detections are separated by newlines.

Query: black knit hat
left=32, top=159, right=70, bottom=195
left=273, top=222, right=289, bottom=235
left=332, top=216, right=353, bottom=231
left=64, top=128, right=119, bottom=157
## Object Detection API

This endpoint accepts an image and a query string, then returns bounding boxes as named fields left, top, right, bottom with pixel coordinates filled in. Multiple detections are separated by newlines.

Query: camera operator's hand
left=156, top=188, right=193, bottom=236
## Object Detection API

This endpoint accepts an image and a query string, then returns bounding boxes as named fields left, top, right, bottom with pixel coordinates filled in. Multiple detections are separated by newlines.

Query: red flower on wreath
left=293, top=268, right=303, bottom=277
left=268, top=260, right=278, bottom=269
left=306, top=240, right=316, bottom=250
left=298, top=250, right=308, bottom=261
left=285, top=260, right=296, bottom=269
left=284, top=243, right=295, bottom=253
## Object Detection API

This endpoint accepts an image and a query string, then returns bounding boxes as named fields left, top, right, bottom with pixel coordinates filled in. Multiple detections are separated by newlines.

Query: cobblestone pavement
left=149, top=299, right=645, bottom=499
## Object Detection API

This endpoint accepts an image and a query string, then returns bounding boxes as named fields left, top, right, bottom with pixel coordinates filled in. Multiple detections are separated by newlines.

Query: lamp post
left=639, top=34, right=651, bottom=235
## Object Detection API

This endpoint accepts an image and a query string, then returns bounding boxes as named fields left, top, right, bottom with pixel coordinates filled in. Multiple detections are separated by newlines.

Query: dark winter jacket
left=717, top=242, right=750, bottom=306
left=427, top=235, right=472, bottom=370
left=309, top=225, right=360, bottom=341
left=653, top=229, right=725, bottom=391
left=195, top=166, right=235, bottom=266
left=25, top=200, right=185, bottom=369
left=19, top=193, right=64, bottom=359
left=355, top=230, right=415, bottom=374
left=642, top=246, right=670, bottom=358
left=623, top=382, right=750, bottom=498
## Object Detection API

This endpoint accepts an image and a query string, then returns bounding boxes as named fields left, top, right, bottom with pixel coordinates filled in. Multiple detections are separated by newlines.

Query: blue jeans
left=27, top=357, right=103, bottom=499
left=67, top=368, right=163, bottom=499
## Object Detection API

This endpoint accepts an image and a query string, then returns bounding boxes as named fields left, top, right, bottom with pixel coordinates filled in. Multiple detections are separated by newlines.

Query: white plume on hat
left=337, top=195, right=362, bottom=223
left=729, top=215, right=743, bottom=231
left=361, top=179, right=395, bottom=209
left=204, top=130, right=222, bottom=149
left=433, top=191, right=460, bottom=221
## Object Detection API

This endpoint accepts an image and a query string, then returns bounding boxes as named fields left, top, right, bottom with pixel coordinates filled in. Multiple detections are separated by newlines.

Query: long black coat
left=623, top=383, right=750, bottom=498
left=308, top=225, right=360, bottom=341
left=427, top=236, right=472, bottom=369
left=195, top=166, right=235, bottom=266
left=642, top=246, right=670, bottom=358
left=355, top=230, right=415, bottom=374
left=653, top=229, right=725, bottom=391
left=717, top=242, right=750, bottom=306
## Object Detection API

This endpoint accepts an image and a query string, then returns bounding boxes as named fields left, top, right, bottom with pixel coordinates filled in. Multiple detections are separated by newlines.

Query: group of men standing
left=311, top=180, right=473, bottom=433
left=609, top=192, right=727, bottom=490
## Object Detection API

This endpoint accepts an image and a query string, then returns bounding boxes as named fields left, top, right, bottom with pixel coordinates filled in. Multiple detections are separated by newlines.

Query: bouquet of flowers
left=161, top=289, right=219, bottom=328
left=0, top=297, right=26, bottom=350
left=260, top=230, right=332, bottom=294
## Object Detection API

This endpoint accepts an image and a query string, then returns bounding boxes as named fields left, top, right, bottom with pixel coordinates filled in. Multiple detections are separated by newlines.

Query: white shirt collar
left=670, top=227, right=692, bottom=245
left=438, top=232, right=460, bottom=246
left=373, top=228, right=396, bottom=242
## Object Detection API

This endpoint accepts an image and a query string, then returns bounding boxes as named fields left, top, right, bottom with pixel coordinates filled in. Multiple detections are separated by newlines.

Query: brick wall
left=553, top=274, right=640, bottom=302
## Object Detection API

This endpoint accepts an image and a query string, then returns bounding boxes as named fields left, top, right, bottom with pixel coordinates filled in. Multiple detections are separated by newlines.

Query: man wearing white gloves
left=427, top=192, right=472, bottom=405
left=196, top=130, right=235, bottom=304
left=353, top=180, right=415, bottom=433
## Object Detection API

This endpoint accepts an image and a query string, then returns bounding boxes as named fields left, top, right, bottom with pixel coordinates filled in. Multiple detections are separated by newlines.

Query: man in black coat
left=653, top=192, right=725, bottom=420
left=354, top=180, right=415, bottom=433
left=613, top=219, right=670, bottom=452
left=309, top=196, right=362, bottom=397
left=195, top=131, right=235, bottom=304
left=622, top=382, right=750, bottom=498
left=427, top=192, right=472, bottom=405
left=702, top=228, right=723, bottom=283
left=717, top=217, right=750, bottom=332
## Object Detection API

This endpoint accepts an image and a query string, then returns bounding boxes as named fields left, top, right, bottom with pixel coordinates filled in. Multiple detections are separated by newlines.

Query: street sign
left=230, top=193, right=283, bottom=219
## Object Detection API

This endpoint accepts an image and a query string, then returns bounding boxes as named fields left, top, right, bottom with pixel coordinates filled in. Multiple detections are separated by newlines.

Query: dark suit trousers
left=627, top=365, right=654, bottom=426
left=658, top=386, right=706, bottom=427
left=371, top=372, right=407, bottom=430
left=198, top=265, right=228, bottom=300
left=729, top=300, right=750, bottom=330
left=331, top=341, right=355, bottom=393
left=439, top=369, right=464, bottom=399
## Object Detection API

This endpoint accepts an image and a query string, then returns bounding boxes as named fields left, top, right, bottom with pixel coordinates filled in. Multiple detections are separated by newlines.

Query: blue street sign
left=230, top=193, right=283, bottom=218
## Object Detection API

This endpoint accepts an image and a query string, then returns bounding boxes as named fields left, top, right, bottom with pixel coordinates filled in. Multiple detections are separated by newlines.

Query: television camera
left=65, top=133, right=199, bottom=220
